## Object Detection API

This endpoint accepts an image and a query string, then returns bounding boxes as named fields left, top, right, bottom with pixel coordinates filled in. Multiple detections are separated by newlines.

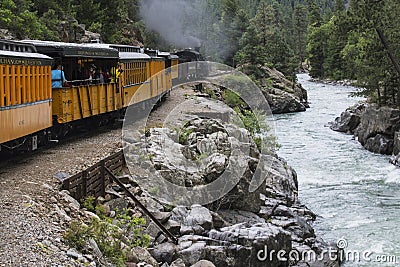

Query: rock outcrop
left=331, top=102, right=400, bottom=161
left=237, top=66, right=308, bottom=114
left=56, top=15, right=140, bottom=44
left=123, top=95, right=338, bottom=266
left=146, top=117, right=266, bottom=213
left=260, top=67, right=308, bottom=114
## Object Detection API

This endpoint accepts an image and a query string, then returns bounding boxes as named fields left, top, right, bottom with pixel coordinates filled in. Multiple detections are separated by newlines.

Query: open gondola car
left=20, top=40, right=121, bottom=129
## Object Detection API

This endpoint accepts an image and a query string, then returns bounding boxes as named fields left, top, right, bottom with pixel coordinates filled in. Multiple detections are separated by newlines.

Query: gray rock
left=55, top=172, right=70, bottom=182
left=330, top=103, right=366, bottom=133
left=357, top=105, right=400, bottom=142
left=164, top=220, right=181, bottom=235
left=66, top=248, right=82, bottom=260
left=180, top=225, right=195, bottom=235
left=153, top=212, right=172, bottom=224
left=171, top=206, right=189, bottom=224
left=209, top=211, right=229, bottom=229
left=332, top=103, right=400, bottom=157
left=145, top=222, right=162, bottom=239
left=131, top=247, right=159, bottom=267
left=170, top=258, right=186, bottom=267
left=197, top=138, right=217, bottom=155
left=177, top=241, right=207, bottom=266
left=205, top=222, right=292, bottom=267
left=59, top=190, right=80, bottom=210
left=266, top=90, right=307, bottom=114
left=237, top=65, right=308, bottom=114
left=186, top=205, right=213, bottom=230
left=105, top=197, right=128, bottom=212
left=150, top=242, right=177, bottom=263
left=394, top=131, right=400, bottom=155
left=364, top=134, right=394, bottom=155
left=202, top=153, right=228, bottom=182
left=190, top=260, right=216, bottom=267
left=218, top=210, right=265, bottom=225
left=137, top=195, right=164, bottom=212
left=262, top=155, right=298, bottom=205
left=52, top=204, right=72, bottom=222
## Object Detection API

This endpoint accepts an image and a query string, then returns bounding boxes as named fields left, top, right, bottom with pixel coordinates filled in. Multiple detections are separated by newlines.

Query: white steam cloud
left=139, top=0, right=202, bottom=48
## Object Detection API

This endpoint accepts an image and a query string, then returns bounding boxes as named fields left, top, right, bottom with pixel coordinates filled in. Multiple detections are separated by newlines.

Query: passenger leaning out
left=51, top=65, right=68, bottom=88
left=116, top=63, right=123, bottom=81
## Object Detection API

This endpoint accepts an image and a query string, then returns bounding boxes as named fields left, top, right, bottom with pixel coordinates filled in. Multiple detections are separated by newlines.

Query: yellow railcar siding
left=171, top=59, right=179, bottom=79
left=53, top=83, right=122, bottom=124
left=1, top=65, right=52, bottom=106
left=15, top=65, right=21, bottom=105
left=10, top=65, right=16, bottom=105
left=0, top=65, right=4, bottom=107
left=0, top=101, right=52, bottom=144
left=120, top=61, right=151, bottom=108
left=5, top=66, right=10, bottom=106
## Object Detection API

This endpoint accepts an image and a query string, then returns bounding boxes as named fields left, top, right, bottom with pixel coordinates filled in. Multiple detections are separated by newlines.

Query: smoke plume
left=139, top=0, right=202, bottom=48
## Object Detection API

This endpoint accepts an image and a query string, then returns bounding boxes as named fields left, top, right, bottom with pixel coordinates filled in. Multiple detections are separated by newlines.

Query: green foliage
left=305, top=0, right=400, bottom=106
left=204, top=87, right=217, bottom=99
left=235, top=0, right=294, bottom=76
left=233, top=107, right=280, bottom=152
left=82, top=196, right=96, bottom=212
left=65, top=208, right=150, bottom=267
left=222, top=90, right=244, bottom=108
left=178, top=128, right=194, bottom=145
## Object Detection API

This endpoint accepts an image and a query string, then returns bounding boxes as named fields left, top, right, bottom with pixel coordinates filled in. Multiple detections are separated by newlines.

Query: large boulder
left=363, top=134, right=394, bottom=155
left=330, top=102, right=366, bottom=133
left=264, top=89, right=307, bottom=114
left=356, top=105, right=400, bottom=149
left=146, top=117, right=266, bottom=213
left=332, top=103, right=400, bottom=156
left=250, top=66, right=308, bottom=114
left=174, top=223, right=292, bottom=267
left=394, top=131, right=400, bottom=156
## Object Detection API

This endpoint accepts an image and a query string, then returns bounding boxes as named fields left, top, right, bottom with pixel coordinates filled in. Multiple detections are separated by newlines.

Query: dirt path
left=0, top=129, right=121, bottom=266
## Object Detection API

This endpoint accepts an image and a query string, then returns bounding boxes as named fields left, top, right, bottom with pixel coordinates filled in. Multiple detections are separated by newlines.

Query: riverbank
left=330, top=101, right=400, bottom=166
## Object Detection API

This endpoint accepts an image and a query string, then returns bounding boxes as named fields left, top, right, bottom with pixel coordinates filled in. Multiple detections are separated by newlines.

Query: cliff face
left=331, top=102, right=400, bottom=164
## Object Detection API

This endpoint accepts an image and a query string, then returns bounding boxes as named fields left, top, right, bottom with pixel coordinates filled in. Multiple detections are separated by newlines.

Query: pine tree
left=293, top=3, right=308, bottom=70
left=235, top=0, right=293, bottom=76
left=306, top=0, right=326, bottom=78
left=323, top=0, right=349, bottom=79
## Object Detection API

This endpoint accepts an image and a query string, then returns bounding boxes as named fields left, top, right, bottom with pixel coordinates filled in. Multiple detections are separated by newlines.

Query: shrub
left=64, top=208, right=150, bottom=266
left=222, top=90, right=244, bottom=108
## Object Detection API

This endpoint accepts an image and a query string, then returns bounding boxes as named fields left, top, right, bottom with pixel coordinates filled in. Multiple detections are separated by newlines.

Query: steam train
left=0, top=39, right=203, bottom=151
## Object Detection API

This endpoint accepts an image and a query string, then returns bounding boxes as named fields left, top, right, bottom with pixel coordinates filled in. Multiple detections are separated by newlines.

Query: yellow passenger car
left=100, top=44, right=153, bottom=107
left=0, top=40, right=53, bottom=150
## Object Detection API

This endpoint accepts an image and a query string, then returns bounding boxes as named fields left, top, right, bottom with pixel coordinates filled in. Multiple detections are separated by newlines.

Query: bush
left=222, top=90, right=244, bottom=108
left=64, top=208, right=150, bottom=266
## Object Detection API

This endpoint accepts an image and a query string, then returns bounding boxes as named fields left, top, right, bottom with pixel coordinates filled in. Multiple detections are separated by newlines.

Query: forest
left=1, top=0, right=399, bottom=107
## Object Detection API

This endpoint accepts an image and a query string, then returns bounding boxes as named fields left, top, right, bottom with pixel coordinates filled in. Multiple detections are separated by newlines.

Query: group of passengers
left=51, top=63, right=124, bottom=88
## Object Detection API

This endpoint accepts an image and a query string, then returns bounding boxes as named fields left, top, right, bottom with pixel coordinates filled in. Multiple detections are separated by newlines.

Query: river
left=275, top=73, right=400, bottom=266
